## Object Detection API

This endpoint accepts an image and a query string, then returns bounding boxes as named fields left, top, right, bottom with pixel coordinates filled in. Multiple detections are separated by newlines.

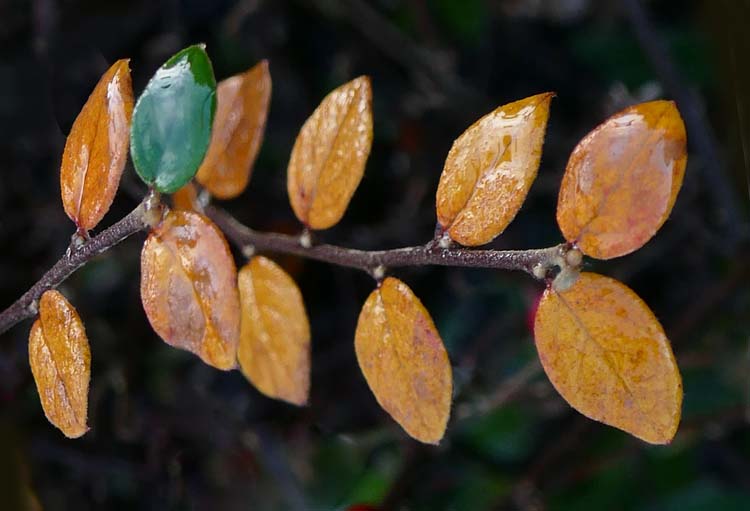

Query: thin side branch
left=206, top=205, right=571, bottom=279
left=0, top=199, right=152, bottom=335
left=620, top=0, right=743, bottom=247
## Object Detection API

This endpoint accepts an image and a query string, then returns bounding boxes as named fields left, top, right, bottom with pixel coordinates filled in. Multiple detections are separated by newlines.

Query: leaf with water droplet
left=60, top=59, right=133, bottom=232
left=436, top=93, right=552, bottom=246
left=29, top=290, right=90, bottom=438
left=556, top=100, right=687, bottom=259
left=130, top=45, right=217, bottom=193
left=140, top=210, right=240, bottom=369
left=287, top=76, right=372, bottom=229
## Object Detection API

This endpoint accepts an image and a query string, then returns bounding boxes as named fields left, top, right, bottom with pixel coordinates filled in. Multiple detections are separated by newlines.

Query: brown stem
left=0, top=195, right=575, bottom=337
left=0, top=199, right=152, bottom=336
left=206, top=205, right=571, bottom=279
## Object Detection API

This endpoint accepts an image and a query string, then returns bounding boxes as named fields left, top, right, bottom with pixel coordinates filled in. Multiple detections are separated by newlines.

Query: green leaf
left=130, top=44, right=217, bottom=193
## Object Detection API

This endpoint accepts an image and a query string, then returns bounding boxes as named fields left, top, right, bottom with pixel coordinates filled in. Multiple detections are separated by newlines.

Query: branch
left=301, top=0, right=488, bottom=116
left=0, top=189, right=575, bottom=337
left=455, top=358, right=543, bottom=420
left=206, top=205, right=575, bottom=280
left=0, top=197, right=154, bottom=336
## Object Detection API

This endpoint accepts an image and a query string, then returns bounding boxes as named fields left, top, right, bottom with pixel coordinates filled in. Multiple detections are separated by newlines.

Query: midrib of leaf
left=247, top=267, right=295, bottom=394
left=243, top=81, right=270, bottom=173
left=574, top=107, right=669, bottom=242
left=74, top=94, right=108, bottom=227
left=304, top=88, right=361, bottom=221
left=161, top=234, right=219, bottom=358
left=554, top=289, right=666, bottom=438
left=222, top=85, right=246, bottom=142
left=379, top=290, right=433, bottom=436
left=40, top=314, right=83, bottom=429
left=216, top=78, right=268, bottom=192
left=448, top=134, right=510, bottom=231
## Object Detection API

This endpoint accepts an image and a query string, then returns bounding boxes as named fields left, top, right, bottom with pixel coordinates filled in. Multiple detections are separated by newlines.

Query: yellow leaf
left=556, top=100, right=687, bottom=259
left=196, top=60, right=272, bottom=199
left=28, top=290, right=90, bottom=438
left=237, top=256, right=311, bottom=405
left=436, top=93, right=552, bottom=246
left=140, top=210, right=240, bottom=370
left=354, top=277, right=452, bottom=444
left=534, top=272, right=682, bottom=444
left=60, top=59, right=134, bottom=232
left=287, top=76, right=373, bottom=229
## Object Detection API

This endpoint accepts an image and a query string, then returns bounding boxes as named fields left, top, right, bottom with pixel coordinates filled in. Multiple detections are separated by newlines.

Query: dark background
left=1, top=0, right=748, bottom=509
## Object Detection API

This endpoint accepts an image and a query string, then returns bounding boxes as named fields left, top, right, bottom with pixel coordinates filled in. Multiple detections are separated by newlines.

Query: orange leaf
left=287, top=76, right=373, bottom=229
left=28, top=290, right=90, bottom=438
left=354, top=277, right=452, bottom=444
left=237, top=256, right=311, bottom=405
left=60, top=59, right=134, bottom=232
left=556, top=100, right=687, bottom=259
left=172, top=182, right=203, bottom=213
left=534, top=272, right=682, bottom=444
left=436, top=93, right=552, bottom=246
left=196, top=60, right=272, bottom=199
left=140, top=210, right=240, bottom=370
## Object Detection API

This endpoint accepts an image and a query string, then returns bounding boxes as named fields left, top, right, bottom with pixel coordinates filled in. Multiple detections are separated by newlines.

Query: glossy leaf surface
left=140, top=210, right=240, bottom=370
left=196, top=60, right=271, bottom=199
left=60, top=59, right=133, bottom=231
left=534, top=272, right=682, bottom=444
left=237, top=256, right=310, bottom=405
left=557, top=100, right=687, bottom=259
left=355, top=277, right=452, bottom=444
left=131, top=45, right=217, bottom=193
left=287, top=76, right=372, bottom=229
left=436, top=93, right=552, bottom=246
left=28, top=290, right=90, bottom=438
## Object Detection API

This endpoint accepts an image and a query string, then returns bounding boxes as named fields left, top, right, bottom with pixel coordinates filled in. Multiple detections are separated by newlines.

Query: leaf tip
left=535, top=91, right=555, bottom=102
left=114, top=57, right=131, bottom=69
left=353, top=74, right=371, bottom=88
left=284, top=392, right=309, bottom=407
left=62, top=423, right=90, bottom=440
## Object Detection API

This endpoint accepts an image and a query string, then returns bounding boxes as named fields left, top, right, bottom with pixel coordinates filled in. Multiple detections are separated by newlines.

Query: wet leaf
left=436, top=93, right=552, bottom=246
left=140, top=210, right=240, bottom=370
left=534, top=272, right=682, bottom=444
left=60, top=59, right=133, bottom=232
left=354, top=277, right=452, bottom=444
left=131, top=45, right=217, bottom=193
left=28, top=290, right=90, bottom=438
left=196, top=60, right=271, bottom=199
left=287, top=76, right=373, bottom=229
left=556, top=100, right=687, bottom=259
left=237, top=256, right=310, bottom=405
